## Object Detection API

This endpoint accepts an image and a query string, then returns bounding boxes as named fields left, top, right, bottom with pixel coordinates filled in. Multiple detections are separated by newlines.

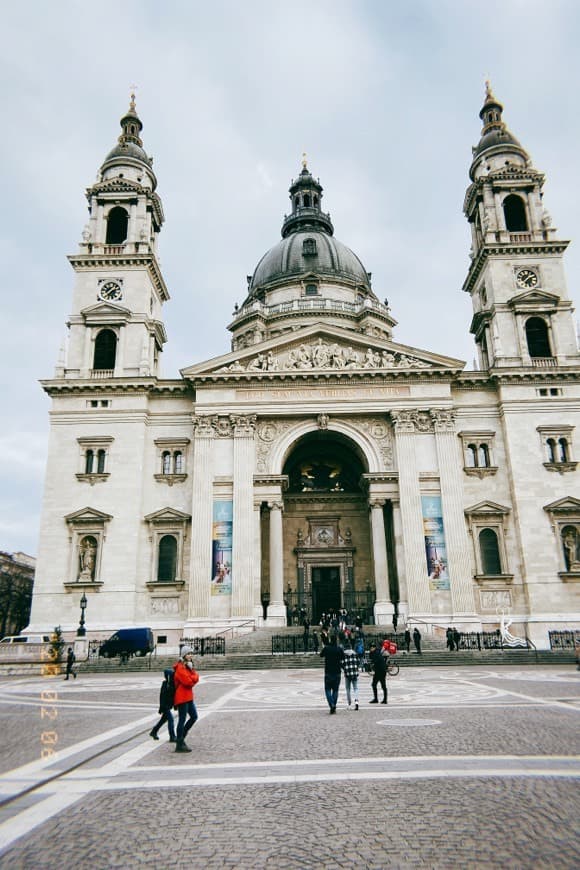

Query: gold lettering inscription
left=236, top=386, right=410, bottom=402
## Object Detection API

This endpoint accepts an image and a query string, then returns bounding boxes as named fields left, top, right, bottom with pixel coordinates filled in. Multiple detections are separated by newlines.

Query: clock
left=98, top=280, right=123, bottom=301
left=515, top=268, right=538, bottom=289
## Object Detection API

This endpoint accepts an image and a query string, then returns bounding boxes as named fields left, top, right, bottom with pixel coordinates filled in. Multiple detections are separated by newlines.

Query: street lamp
left=77, top=592, right=87, bottom=637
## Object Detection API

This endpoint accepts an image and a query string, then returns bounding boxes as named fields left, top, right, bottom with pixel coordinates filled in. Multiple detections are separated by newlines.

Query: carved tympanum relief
left=218, top=339, right=431, bottom=373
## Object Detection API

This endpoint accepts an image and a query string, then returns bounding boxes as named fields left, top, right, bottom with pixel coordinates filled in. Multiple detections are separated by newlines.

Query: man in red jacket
left=173, top=647, right=200, bottom=753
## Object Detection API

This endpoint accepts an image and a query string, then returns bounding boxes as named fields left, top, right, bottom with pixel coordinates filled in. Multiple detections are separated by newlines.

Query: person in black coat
left=404, top=628, right=411, bottom=654
left=413, top=627, right=422, bottom=655
left=149, top=669, right=176, bottom=742
left=369, top=643, right=388, bottom=704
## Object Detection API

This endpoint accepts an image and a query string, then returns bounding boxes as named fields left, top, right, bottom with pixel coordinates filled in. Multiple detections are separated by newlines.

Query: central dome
left=250, top=229, right=370, bottom=292
left=248, top=162, right=371, bottom=296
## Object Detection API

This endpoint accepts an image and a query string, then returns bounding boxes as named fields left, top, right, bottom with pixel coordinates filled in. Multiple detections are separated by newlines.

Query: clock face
left=99, top=281, right=123, bottom=301
left=516, top=268, right=538, bottom=289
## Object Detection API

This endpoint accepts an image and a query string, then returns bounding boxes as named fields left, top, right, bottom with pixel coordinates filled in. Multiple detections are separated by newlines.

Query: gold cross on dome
left=301, top=152, right=308, bottom=169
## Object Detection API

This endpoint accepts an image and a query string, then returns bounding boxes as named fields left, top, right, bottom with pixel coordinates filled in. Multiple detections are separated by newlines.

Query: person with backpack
left=149, top=669, right=176, bottom=742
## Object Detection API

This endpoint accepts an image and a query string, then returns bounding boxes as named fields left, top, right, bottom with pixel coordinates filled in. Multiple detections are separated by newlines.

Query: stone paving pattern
left=0, top=666, right=579, bottom=868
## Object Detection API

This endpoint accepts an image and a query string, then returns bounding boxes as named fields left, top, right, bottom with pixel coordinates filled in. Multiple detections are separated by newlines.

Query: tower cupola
left=281, top=155, right=334, bottom=238
left=99, top=93, right=157, bottom=189
left=470, top=81, right=528, bottom=180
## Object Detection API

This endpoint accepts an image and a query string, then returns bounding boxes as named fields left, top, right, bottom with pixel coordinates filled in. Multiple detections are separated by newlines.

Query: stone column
left=267, top=500, right=286, bottom=625
left=252, top=500, right=264, bottom=622
left=185, top=416, right=214, bottom=625
left=391, top=498, right=409, bottom=622
left=391, top=411, right=432, bottom=616
left=368, top=498, right=393, bottom=625
left=231, top=415, right=257, bottom=618
left=431, top=410, right=477, bottom=619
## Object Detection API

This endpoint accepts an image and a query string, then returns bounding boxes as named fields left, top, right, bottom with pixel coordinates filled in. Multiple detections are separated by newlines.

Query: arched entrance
left=279, top=431, right=375, bottom=623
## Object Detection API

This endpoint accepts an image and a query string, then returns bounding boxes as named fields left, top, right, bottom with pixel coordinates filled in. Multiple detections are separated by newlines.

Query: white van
left=0, top=634, right=52, bottom=644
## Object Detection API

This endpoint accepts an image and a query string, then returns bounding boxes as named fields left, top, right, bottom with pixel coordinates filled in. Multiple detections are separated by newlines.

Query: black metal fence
left=179, top=636, right=226, bottom=656
left=548, top=630, right=580, bottom=650
left=283, top=591, right=376, bottom=626
left=272, top=631, right=404, bottom=655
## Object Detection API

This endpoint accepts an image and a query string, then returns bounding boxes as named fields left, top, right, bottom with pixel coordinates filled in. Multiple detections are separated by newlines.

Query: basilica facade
left=28, top=86, right=580, bottom=651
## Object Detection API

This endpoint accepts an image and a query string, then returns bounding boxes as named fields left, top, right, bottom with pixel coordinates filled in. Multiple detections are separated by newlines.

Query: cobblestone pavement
left=0, top=665, right=578, bottom=868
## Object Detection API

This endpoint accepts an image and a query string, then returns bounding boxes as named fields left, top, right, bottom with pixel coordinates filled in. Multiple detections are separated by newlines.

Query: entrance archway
left=277, top=431, right=375, bottom=622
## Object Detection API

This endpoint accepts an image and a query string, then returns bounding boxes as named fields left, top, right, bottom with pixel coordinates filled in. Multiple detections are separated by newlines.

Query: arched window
left=313, top=195, right=319, bottom=207
left=479, top=528, right=501, bottom=574
left=294, top=196, right=300, bottom=210
left=158, top=535, right=177, bottom=582
left=503, top=195, right=527, bottom=232
left=93, top=329, right=117, bottom=370
left=478, top=444, right=490, bottom=468
left=559, top=438, right=569, bottom=463
left=303, top=194, right=311, bottom=208
left=467, top=444, right=478, bottom=467
left=105, top=207, right=128, bottom=244
left=162, top=451, right=171, bottom=475
left=84, top=450, right=94, bottom=474
left=525, top=317, right=551, bottom=358
left=305, top=283, right=318, bottom=296
left=174, top=451, right=183, bottom=473
left=97, top=449, right=106, bottom=474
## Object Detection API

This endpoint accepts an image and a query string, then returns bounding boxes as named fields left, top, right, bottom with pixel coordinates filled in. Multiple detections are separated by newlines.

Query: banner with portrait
left=421, top=495, right=450, bottom=590
left=211, top=500, right=233, bottom=596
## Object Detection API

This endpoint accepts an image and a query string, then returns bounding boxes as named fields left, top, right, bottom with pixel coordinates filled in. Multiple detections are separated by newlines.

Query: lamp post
left=77, top=592, right=87, bottom=637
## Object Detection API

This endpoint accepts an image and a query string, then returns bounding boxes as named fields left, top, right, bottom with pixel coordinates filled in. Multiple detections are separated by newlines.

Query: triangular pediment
left=544, top=497, right=580, bottom=514
left=465, top=500, right=511, bottom=516
left=509, top=289, right=560, bottom=308
left=181, top=323, right=464, bottom=380
left=81, top=301, right=131, bottom=318
left=144, top=507, right=192, bottom=524
left=65, top=507, right=113, bottom=524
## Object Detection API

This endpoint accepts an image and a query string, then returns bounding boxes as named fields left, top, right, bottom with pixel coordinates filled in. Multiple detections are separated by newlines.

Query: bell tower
left=58, top=94, right=169, bottom=380
left=462, top=83, right=579, bottom=370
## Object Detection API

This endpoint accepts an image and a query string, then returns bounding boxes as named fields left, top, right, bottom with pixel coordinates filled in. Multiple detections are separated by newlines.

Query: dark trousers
left=176, top=700, right=198, bottom=742
left=372, top=672, right=387, bottom=702
left=324, top=673, right=341, bottom=709
left=151, top=709, right=175, bottom=740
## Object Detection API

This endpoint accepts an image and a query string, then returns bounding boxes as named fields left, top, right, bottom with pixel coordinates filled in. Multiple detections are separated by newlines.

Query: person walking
left=341, top=641, right=360, bottom=710
left=149, top=669, right=176, bottom=743
left=369, top=643, right=388, bottom=704
left=302, top=616, right=310, bottom=651
left=312, top=631, right=319, bottom=654
left=64, top=647, right=76, bottom=680
left=320, top=634, right=344, bottom=714
left=413, top=627, right=422, bottom=655
left=404, top=628, right=411, bottom=654
left=453, top=628, right=461, bottom=651
left=446, top=627, right=455, bottom=652
left=173, top=647, right=200, bottom=753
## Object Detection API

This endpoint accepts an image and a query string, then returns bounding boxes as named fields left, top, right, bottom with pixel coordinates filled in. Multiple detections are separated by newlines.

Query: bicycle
left=387, top=659, right=399, bottom=676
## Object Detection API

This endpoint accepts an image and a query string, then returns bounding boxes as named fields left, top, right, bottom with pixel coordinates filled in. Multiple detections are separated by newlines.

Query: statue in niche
left=562, top=527, right=580, bottom=571
left=79, top=536, right=97, bottom=581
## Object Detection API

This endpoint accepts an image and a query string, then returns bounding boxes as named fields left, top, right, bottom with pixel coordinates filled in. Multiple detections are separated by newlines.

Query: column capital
left=430, top=408, right=456, bottom=432
left=231, top=414, right=257, bottom=436
left=267, top=500, right=284, bottom=512
left=390, top=409, right=433, bottom=434
left=369, top=498, right=386, bottom=510
left=192, top=414, right=216, bottom=438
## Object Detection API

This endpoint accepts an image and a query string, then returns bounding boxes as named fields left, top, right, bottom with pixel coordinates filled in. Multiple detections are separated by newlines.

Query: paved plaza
left=0, top=664, right=578, bottom=868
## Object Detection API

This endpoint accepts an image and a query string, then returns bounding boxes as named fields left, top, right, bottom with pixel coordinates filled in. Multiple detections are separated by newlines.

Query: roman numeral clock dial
left=515, top=268, right=538, bottom=289
left=98, top=281, right=123, bottom=301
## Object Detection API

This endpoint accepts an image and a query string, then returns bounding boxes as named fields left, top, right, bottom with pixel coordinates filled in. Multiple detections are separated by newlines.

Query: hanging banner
left=211, top=500, right=233, bottom=596
left=421, top=495, right=450, bottom=590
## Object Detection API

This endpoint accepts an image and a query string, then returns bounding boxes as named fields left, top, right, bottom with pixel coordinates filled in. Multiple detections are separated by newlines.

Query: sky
left=1, top=0, right=579, bottom=557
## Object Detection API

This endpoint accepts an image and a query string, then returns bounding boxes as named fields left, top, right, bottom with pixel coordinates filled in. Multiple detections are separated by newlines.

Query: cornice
left=462, top=241, right=570, bottom=295
left=67, top=252, right=170, bottom=301
left=41, top=378, right=191, bottom=397
left=185, top=367, right=462, bottom=387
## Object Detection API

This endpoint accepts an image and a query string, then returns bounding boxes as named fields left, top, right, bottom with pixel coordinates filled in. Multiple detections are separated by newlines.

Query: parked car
left=99, top=628, right=154, bottom=659
left=0, top=634, right=52, bottom=645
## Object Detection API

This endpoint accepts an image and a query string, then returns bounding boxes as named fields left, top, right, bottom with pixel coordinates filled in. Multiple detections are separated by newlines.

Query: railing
left=90, top=369, right=115, bottom=379
left=272, top=630, right=404, bottom=656
left=531, top=357, right=557, bottom=368
left=233, top=297, right=383, bottom=321
left=102, top=245, right=126, bottom=255
left=455, top=631, right=532, bottom=651
left=284, top=591, right=375, bottom=626
left=509, top=233, right=532, bottom=243
left=179, top=636, right=226, bottom=656
left=549, top=630, right=580, bottom=650
left=216, top=621, right=256, bottom=641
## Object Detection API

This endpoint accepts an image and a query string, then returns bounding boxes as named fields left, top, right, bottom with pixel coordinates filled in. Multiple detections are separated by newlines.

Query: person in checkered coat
left=341, top=641, right=360, bottom=710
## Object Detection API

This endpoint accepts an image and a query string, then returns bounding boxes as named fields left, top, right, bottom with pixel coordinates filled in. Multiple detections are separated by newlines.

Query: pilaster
left=231, top=415, right=257, bottom=617
left=186, top=416, right=214, bottom=622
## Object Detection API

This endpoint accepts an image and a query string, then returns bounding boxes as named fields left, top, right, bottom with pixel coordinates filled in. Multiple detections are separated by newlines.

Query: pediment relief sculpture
left=217, top=339, right=431, bottom=374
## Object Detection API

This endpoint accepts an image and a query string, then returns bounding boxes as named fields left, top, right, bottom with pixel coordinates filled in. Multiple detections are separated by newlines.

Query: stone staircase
left=69, top=626, right=576, bottom=674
